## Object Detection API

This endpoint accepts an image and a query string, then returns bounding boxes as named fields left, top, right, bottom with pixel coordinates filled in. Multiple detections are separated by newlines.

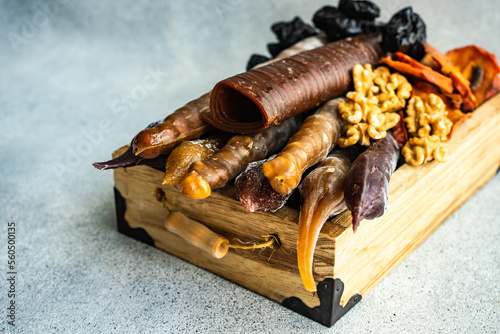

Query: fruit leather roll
left=208, top=34, right=383, bottom=134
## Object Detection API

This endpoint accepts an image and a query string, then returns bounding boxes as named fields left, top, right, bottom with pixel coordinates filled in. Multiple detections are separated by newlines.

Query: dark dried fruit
left=246, top=54, right=271, bottom=70
left=338, top=0, right=380, bottom=20
left=267, top=42, right=284, bottom=58
left=312, top=5, right=382, bottom=41
left=272, top=16, right=317, bottom=46
left=235, top=157, right=291, bottom=213
left=382, top=7, right=426, bottom=59
left=266, top=16, right=317, bottom=57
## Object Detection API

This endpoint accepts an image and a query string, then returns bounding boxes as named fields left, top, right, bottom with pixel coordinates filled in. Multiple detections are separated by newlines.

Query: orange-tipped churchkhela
left=163, top=132, right=232, bottom=186
left=263, top=98, right=345, bottom=196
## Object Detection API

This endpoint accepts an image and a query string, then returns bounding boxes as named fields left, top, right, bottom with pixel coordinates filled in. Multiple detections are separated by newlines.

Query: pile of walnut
left=338, top=63, right=453, bottom=166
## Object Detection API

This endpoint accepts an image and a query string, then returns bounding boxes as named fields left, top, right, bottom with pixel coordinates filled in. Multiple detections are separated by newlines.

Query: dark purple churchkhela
left=208, top=34, right=383, bottom=134
left=343, top=132, right=400, bottom=232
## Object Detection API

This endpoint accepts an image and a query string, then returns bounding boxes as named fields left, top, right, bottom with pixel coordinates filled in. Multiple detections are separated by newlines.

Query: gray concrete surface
left=1, top=0, right=499, bottom=333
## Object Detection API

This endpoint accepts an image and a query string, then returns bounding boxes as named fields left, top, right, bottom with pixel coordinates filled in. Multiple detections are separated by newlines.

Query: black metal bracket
left=282, top=278, right=361, bottom=327
left=114, top=187, right=155, bottom=246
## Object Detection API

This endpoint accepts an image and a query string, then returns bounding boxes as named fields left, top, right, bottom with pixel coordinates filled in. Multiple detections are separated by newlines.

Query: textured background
left=1, top=0, right=499, bottom=333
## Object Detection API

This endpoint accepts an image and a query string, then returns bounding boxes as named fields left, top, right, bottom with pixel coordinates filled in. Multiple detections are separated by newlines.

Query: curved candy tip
left=92, top=145, right=143, bottom=170
left=92, top=162, right=111, bottom=170
left=301, top=276, right=318, bottom=292
left=178, top=172, right=211, bottom=199
left=351, top=210, right=363, bottom=233
left=297, top=246, right=318, bottom=291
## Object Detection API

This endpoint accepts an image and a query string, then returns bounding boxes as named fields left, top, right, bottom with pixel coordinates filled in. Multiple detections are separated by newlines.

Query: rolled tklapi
left=207, top=34, right=383, bottom=134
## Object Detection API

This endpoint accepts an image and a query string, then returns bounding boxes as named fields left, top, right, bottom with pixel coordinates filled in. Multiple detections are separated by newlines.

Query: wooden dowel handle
left=165, top=211, right=229, bottom=259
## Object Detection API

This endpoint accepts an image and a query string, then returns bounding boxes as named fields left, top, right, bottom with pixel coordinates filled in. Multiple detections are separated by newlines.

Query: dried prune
left=267, top=42, right=284, bottom=57
left=382, top=7, right=426, bottom=60
left=338, top=0, right=380, bottom=20
left=312, top=6, right=382, bottom=41
left=266, top=16, right=317, bottom=57
left=272, top=16, right=317, bottom=46
left=246, top=54, right=271, bottom=70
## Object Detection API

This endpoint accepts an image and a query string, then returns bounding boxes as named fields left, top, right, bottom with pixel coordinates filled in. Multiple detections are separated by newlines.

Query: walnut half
left=338, top=64, right=412, bottom=147
left=402, top=135, right=448, bottom=166
left=402, top=94, right=453, bottom=166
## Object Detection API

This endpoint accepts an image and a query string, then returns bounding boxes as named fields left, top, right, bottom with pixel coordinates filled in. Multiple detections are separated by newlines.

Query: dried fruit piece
left=445, top=45, right=500, bottom=106
left=263, top=98, right=345, bottom=196
left=344, top=132, right=399, bottom=231
left=297, top=147, right=362, bottom=291
left=382, top=7, right=426, bottom=59
left=235, top=157, right=291, bottom=213
left=339, top=0, right=380, bottom=20
left=163, top=132, right=231, bottom=186
left=312, top=1, right=382, bottom=41
left=178, top=116, right=303, bottom=199
left=267, top=16, right=318, bottom=57
left=391, top=110, right=408, bottom=147
left=423, top=43, right=476, bottom=112
left=380, top=52, right=454, bottom=94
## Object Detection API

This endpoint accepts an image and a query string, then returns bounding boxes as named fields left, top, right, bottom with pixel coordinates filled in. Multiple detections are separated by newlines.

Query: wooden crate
left=112, top=94, right=500, bottom=327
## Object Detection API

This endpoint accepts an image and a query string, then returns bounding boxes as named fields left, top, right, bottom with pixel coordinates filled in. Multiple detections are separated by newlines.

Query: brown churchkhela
left=178, top=116, right=303, bottom=200
left=133, top=93, right=213, bottom=159
left=207, top=35, right=383, bottom=134
left=262, top=98, right=345, bottom=196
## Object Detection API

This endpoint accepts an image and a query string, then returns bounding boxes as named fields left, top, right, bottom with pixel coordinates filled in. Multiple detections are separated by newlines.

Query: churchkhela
left=162, top=132, right=232, bottom=186
left=262, top=98, right=345, bottom=196
left=343, top=132, right=400, bottom=232
left=297, top=147, right=362, bottom=291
